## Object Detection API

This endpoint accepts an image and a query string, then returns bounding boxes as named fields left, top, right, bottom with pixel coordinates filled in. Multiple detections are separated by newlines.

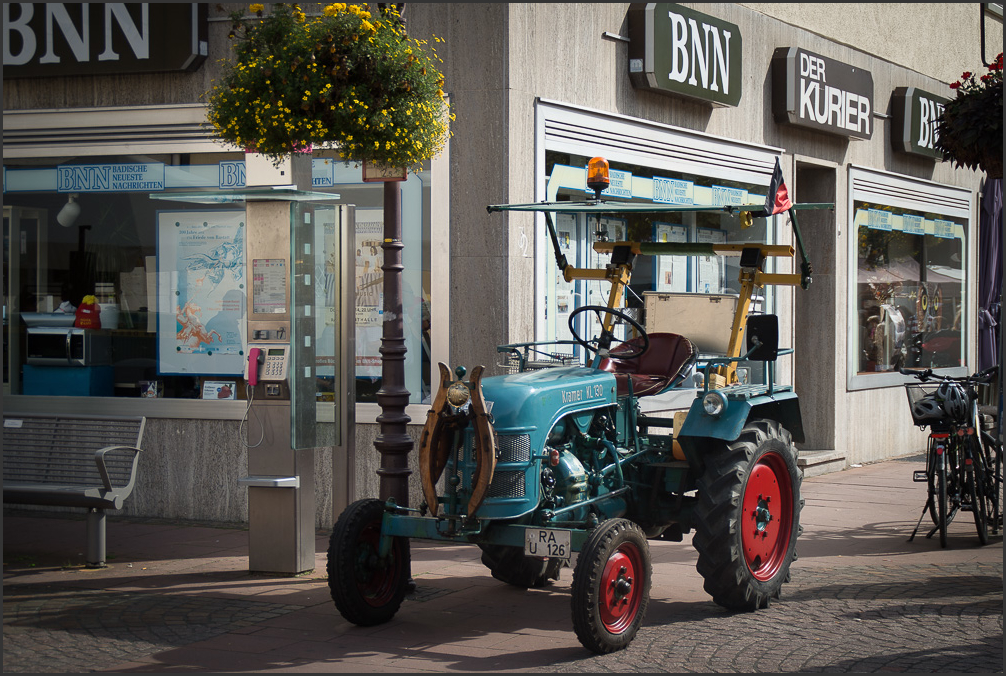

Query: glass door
left=4, top=206, right=48, bottom=395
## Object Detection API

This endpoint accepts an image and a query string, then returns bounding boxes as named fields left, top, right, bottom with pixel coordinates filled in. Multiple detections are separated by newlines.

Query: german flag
left=754, top=157, right=792, bottom=217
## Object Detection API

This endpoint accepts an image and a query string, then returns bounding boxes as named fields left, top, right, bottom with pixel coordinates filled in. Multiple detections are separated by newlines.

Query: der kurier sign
left=890, top=87, right=949, bottom=160
left=2, top=3, right=208, bottom=78
left=627, top=3, right=742, bottom=107
left=771, top=47, right=874, bottom=139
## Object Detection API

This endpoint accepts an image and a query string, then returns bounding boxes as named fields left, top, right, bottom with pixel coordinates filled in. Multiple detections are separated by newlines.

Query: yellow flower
left=249, top=4, right=264, bottom=14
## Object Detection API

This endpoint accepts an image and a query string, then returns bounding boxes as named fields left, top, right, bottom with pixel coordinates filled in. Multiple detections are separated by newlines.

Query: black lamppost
left=369, top=2, right=415, bottom=509
left=371, top=173, right=412, bottom=507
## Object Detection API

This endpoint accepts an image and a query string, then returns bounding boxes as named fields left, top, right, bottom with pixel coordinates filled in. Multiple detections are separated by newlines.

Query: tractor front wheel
left=693, top=419, right=803, bottom=611
left=327, top=499, right=410, bottom=626
left=571, top=518, right=651, bottom=654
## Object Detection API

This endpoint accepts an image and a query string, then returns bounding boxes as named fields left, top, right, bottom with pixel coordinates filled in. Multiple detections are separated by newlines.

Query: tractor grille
left=487, top=470, right=525, bottom=498
left=495, top=433, right=531, bottom=463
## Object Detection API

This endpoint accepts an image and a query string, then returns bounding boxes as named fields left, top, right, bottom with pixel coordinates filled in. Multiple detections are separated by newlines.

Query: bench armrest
left=94, top=446, right=142, bottom=493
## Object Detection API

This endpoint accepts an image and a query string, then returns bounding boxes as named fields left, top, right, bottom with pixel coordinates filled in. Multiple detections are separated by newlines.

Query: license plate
left=524, top=527, right=571, bottom=560
left=913, top=470, right=928, bottom=482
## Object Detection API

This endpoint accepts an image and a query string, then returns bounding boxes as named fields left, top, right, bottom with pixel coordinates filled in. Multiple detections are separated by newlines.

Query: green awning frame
left=487, top=200, right=833, bottom=214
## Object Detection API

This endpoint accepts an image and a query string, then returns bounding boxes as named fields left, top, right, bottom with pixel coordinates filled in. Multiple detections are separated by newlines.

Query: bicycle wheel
left=981, top=433, right=1003, bottom=536
left=966, top=437, right=989, bottom=545
left=935, top=454, right=949, bottom=548
left=925, top=438, right=941, bottom=526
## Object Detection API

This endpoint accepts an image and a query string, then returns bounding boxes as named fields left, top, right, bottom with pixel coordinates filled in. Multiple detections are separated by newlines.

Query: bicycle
left=903, top=366, right=1003, bottom=547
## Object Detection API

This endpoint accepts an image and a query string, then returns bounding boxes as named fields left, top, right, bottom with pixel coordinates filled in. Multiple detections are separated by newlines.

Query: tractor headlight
left=447, top=381, right=471, bottom=408
left=702, top=390, right=728, bottom=417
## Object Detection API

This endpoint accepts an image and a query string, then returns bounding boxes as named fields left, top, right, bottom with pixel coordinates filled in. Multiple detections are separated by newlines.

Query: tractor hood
left=482, top=366, right=617, bottom=434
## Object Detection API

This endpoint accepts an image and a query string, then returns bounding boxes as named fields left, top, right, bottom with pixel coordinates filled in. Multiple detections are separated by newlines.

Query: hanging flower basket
left=206, top=3, right=453, bottom=171
left=935, top=53, right=1003, bottom=178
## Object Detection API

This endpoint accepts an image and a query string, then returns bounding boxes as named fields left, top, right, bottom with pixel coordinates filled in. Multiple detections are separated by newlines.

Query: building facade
left=3, top=3, right=1002, bottom=528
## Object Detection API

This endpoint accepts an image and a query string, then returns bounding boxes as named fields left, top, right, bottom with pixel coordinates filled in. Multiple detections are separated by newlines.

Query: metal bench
left=3, top=413, right=145, bottom=567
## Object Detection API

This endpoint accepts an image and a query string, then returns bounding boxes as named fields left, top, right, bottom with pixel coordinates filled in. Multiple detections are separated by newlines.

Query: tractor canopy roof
left=486, top=200, right=832, bottom=215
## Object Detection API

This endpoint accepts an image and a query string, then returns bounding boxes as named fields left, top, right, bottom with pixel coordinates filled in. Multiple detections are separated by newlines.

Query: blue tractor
left=328, top=157, right=831, bottom=653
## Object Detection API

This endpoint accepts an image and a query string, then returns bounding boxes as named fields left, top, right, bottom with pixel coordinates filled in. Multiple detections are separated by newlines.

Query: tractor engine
left=418, top=362, right=625, bottom=524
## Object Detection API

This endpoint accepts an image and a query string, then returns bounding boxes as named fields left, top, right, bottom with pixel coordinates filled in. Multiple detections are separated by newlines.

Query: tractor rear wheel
left=693, top=419, right=803, bottom=611
left=571, top=518, right=651, bottom=654
left=478, top=544, right=562, bottom=588
left=327, top=499, right=410, bottom=626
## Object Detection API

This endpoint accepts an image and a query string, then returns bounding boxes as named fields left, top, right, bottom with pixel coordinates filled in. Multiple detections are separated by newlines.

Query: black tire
left=478, top=543, right=563, bottom=588
left=935, top=461, right=949, bottom=548
left=967, top=438, right=990, bottom=545
left=571, top=518, right=651, bottom=654
left=926, top=439, right=941, bottom=526
left=982, top=436, right=1004, bottom=535
left=692, top=419, right=803, bottom=611
left=327, top=499, right=410, bottom=626
left=968, top=460, right=989, bottom=545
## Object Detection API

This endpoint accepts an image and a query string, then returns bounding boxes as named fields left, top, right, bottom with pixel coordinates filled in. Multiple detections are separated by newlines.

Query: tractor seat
left=598, top=333, right=698, bottom=398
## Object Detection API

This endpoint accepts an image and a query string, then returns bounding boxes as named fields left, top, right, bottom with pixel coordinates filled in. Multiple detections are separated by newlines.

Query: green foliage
left=935, top=53, right=1003, bottom=177
left=206, top=3, right=453, bottom=170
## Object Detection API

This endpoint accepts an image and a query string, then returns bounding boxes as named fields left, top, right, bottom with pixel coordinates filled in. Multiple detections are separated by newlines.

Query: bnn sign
left=627, top=3, right=742, bottom=107
left=3, top=3, right=208, bottom=78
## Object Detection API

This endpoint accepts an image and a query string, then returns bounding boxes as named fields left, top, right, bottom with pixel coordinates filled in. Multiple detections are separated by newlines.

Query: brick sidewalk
left=4, top=456, right=1003, bottom=673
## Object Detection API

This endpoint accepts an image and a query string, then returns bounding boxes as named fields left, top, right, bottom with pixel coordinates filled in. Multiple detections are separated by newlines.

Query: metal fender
left=678, top=390, right=805, bottom=444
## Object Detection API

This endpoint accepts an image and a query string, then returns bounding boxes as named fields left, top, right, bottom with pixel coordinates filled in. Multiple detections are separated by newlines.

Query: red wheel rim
left=598, top=541, right=644, bottom=634
left=741, top=451, right=793, bottom=581
left=356, top=521, right=401, bottom=607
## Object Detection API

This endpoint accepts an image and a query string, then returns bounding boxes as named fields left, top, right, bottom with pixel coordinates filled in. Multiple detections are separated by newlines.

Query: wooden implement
left=466, top=365, right=497, bottom=517
left=418, top=362, right=454, bottom=517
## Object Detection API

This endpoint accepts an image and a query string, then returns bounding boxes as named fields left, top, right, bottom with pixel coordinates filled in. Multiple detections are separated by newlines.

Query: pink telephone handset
left=247, top=347, right=264, bottom=386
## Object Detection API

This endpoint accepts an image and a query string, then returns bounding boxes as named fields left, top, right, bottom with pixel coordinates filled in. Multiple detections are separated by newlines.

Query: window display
left=847, top=166, right=973, bottom=388
left=541, top=150, right=780, bottom=356
left=854, top=202, right=965, bottom=373
left=3, top=153, right=434, bottom=406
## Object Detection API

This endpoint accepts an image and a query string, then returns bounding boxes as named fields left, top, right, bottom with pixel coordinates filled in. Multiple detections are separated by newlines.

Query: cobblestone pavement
left=3, top=456, right=1003, bottom=673
left=2, top=583, right=300, bottom=673
left=540, top=562, right=1003, bottom=674
left=3, top=559, right=1000, bottom=673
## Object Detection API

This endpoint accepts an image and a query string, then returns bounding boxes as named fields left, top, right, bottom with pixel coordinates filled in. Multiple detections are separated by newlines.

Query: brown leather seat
left=598, top=333, right=697, bottom=398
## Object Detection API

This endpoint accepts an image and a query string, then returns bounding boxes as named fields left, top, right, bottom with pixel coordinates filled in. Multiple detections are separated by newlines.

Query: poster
left=696, top=227, right=727, bottom=294
left=355, top=209, right=384, bottom=378
left=315, top=208, right=339, bottom=384
left=156, top=210, right=246, bottom=375
left=553, top=213, right=578, bottom=343
left=654, top=222, right=690, bottom=292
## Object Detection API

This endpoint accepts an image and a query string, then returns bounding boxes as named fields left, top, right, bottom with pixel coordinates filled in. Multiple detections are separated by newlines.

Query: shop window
left=854, top=205, right=965, bottom=373
left=3, top=153, right=434, bottom=409
left=540, top=150, right=781, bottom=379
left=847, top=167, right=973, bottom=389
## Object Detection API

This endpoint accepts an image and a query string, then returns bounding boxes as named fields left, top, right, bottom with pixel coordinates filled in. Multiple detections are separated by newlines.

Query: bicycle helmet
left=912, top=395, right=946, bottom=422
left=936, top=381, right=967, bottom=422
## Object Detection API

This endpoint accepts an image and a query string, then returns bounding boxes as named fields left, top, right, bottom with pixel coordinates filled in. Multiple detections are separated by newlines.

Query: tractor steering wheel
left=568, top=305, right=650, bottom=360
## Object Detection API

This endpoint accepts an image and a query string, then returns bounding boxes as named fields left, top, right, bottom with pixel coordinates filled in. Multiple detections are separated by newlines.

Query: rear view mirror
left=746, top=314, right=779, bottom=361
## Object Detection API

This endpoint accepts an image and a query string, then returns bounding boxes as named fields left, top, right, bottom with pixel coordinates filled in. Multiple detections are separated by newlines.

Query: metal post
left=375, top=182, right=412, bottom=506
left=86, top=508, right=106, bottom=568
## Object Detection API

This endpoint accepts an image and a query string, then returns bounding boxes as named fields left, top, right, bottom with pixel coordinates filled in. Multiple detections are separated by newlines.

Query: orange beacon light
left=586, top=157, right=609, bottom=200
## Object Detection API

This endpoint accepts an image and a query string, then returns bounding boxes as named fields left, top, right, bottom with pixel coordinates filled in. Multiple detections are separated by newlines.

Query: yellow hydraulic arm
left=564, top=239, right=804, bottom=384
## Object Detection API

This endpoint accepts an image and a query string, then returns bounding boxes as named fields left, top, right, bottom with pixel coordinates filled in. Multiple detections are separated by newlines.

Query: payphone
left=246, top=344, right=290, bottom=396
left=234, top=158, right=353, bottom=575
left=151, top=157, right=354, bottom=576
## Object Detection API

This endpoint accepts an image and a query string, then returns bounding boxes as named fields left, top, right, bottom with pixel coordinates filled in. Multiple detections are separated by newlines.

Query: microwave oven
left=26, top=327, right=111, bottom=366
